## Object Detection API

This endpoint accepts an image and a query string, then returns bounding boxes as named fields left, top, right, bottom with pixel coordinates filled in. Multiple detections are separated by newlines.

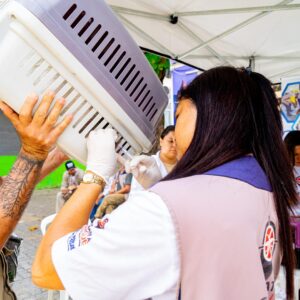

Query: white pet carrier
left=0, top=0, right=168, bottom=163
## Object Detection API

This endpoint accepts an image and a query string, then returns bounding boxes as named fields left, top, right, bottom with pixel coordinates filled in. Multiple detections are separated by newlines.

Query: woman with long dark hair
left=33, top=66, right=297, bottom=300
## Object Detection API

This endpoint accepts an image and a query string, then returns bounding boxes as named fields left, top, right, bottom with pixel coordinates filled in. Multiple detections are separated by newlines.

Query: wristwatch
left=82, top=171, right=106, bottom=187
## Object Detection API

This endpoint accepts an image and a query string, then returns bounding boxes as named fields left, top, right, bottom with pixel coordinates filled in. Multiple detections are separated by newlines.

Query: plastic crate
left=0, top=0, right=168, bottom=163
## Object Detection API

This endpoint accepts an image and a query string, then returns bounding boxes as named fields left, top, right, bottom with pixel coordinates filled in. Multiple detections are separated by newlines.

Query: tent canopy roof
left=107, top=0, right=300, bottom=83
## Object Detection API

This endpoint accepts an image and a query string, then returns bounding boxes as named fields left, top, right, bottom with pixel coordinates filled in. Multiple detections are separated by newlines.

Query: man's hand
left=0, top=92, right=72, bottom=160
left=61, top=188, right=69, bottom=194
left=0, top=92, right=72, bottom=249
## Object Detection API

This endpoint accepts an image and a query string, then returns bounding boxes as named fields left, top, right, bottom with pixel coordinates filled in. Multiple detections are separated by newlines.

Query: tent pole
left=116, top=14, right=176, bottom=57
left=175, top=4, right=300, bottom=16
left=177, top=0, right=293, bottom=60
left=176, top=21, right=230, bottom=65
left=111, top=6, right=168, bottom=21
left=270, top=67, right=300, bottom=80
left=187, top=55, right=300, bottom=61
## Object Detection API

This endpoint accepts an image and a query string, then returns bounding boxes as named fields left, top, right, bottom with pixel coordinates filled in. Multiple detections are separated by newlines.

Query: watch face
left=83, top=173, right=93, bottom=182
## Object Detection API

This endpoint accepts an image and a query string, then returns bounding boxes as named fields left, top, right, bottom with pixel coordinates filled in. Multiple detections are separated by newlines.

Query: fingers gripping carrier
left=0, top=0, right=168, bottom=163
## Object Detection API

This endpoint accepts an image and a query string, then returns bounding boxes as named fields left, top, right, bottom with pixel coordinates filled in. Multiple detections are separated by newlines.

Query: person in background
left=0, top=92, right=71, bottom=298
left=284, top=131, right=300, bottom=214
left=128, top=125, right=177, bottom=192
left=33, top=67, right=297, bottom=300
left=94, top=166, right=132, bottom=219
left=56, top=160, right=84, bottom=212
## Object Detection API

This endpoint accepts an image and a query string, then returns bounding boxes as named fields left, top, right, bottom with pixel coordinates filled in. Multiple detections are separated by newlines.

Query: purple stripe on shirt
left=203, top=156, right=272, bottom=192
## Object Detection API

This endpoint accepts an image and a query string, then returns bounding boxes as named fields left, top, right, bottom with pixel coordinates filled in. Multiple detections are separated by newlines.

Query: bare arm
left=32, top=182, right=103, bottom=289
left=32, top=129, right=116, bottom=290
left=114, top=184, right=131, bottom=195
left=0, top=92, right=72, bottom=249
left=39, top=147, right=69, bottom=181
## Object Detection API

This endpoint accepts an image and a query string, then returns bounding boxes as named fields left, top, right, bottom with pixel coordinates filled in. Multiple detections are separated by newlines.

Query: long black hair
left=164, top=66, right=297, bottom=299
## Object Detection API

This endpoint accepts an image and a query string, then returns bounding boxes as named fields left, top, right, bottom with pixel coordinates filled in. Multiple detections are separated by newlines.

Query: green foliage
left=144, top=52, right=170, bottom=82
left=0, top=156, right=85, bottom=189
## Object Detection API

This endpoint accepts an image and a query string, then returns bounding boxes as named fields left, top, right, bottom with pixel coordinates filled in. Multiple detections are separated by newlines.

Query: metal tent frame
left=107, top=0, right=300, bottom=82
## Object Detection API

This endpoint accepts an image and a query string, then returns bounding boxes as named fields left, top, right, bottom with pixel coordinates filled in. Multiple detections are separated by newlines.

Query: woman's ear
left=159, top=138, right=163, bottom=148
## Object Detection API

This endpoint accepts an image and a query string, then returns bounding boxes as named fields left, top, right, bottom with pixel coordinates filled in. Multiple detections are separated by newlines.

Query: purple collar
left=203, top=156, right=272, bottom=192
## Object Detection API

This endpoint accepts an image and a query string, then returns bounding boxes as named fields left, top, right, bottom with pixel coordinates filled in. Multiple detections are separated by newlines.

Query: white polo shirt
left=52, top=191, right=179, bottom=300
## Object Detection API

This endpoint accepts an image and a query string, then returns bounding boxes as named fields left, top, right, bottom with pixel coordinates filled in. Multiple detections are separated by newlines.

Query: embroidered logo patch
left=67, top=232, right=76, bottom=251
left=78, top=225, right=92, bottom=247
left=263, top=224, right=276, bottom=262
left=93, top=217, right=109, bottom=229
left=67, top=225, right=93, bottom=251
left=259, top=220, right=277, bottom=282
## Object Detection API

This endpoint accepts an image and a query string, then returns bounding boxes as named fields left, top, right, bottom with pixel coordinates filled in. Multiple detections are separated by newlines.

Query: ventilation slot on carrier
left=71, top=11, right=86, bottom=28
left=98, top=38, right=115, bottom=60
left=63, top=4, right=77, bottom=20
left=78, top=18, right=94, bottom=37
left=149, top=109, right=158, bottom=122
left=79, top=111, right=99, bottom=134
left=104, top=45, right=120, bottom=66
left=110, top=51, right=126, bottom=73
left=115, top=58, right=131, bottom=80
left=60, top=94, right=80, bottom=116
left=138, top=90, right=150, bottom=108
left=85, top=117, right=105, bottom=138
left=143, top=97, right=153, bottom=112
left=125, top=71, right=140, bottom=91
left=73, top=105, right=93, bottom=128
left=92, top=31, right=108, bottom=52
left=130, top=77, right=143, bottom=97
left=85, top=25, right=101, bottom=45
left=120, top=64, right=135, bottom=86
left=134, top=84, right=147, bottom=102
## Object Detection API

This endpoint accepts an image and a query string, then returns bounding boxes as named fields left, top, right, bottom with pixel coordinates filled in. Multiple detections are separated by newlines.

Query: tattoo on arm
left=0, top=153, right=44, bottom=220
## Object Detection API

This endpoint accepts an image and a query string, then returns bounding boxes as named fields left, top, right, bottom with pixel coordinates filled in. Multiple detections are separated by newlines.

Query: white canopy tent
left=107, top=0, right=300, bottom=83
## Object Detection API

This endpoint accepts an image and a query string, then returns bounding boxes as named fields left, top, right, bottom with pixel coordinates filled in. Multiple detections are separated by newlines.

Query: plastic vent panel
left=19, top=48, right=132, bottom=155
left=16, top=0, right=168, bottom=140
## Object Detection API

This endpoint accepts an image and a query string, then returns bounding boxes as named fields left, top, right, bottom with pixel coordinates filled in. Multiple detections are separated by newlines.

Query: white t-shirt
left=130, top=152, right=168, bottom=192
left=52, top=191, right=179, bottom=300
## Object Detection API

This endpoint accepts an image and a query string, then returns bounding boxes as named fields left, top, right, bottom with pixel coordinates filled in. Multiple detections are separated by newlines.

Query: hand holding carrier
left=0, top=0, right=168, bottom=163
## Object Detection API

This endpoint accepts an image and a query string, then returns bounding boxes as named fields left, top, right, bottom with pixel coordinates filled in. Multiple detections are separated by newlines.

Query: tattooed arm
left=0, top=152, right=44, bottom=248
left=0, top=92, right=72, bottom=249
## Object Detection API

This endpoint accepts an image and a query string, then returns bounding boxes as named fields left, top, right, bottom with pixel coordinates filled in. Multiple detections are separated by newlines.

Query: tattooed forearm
left=0, top=152, right=44, bottom=220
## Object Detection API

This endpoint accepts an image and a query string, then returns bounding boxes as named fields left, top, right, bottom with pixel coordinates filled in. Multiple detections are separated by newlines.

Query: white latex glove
left=86, top=128, right=117, bottom=183
left=125, top=155, right=162, bottom=189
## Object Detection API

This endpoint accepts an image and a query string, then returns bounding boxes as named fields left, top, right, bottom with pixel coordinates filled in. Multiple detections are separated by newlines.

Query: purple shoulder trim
left=204, top=156, right=272, bottom=192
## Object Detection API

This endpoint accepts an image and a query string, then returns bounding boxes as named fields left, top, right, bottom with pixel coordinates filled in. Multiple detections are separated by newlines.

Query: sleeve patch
left=67, top=225, right=92, bottom=251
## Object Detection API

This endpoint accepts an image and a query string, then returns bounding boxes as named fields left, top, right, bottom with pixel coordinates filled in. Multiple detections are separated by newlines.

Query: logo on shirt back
left=262, top=223, right=276, bottom=262
left=259, top=220, right=278, bottom=297
left=296, top=176, right=300, bottom=186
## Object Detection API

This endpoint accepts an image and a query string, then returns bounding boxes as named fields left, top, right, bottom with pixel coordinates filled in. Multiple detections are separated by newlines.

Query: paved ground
left=0, top=111, right=20, bottom=155
left=12, top=188, right=60, bottom=300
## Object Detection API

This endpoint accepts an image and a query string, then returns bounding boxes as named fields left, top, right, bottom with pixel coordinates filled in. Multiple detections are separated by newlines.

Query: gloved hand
left=125, top=155, right=162, bottom=189
left=86, top=128, right=117, bottom=183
